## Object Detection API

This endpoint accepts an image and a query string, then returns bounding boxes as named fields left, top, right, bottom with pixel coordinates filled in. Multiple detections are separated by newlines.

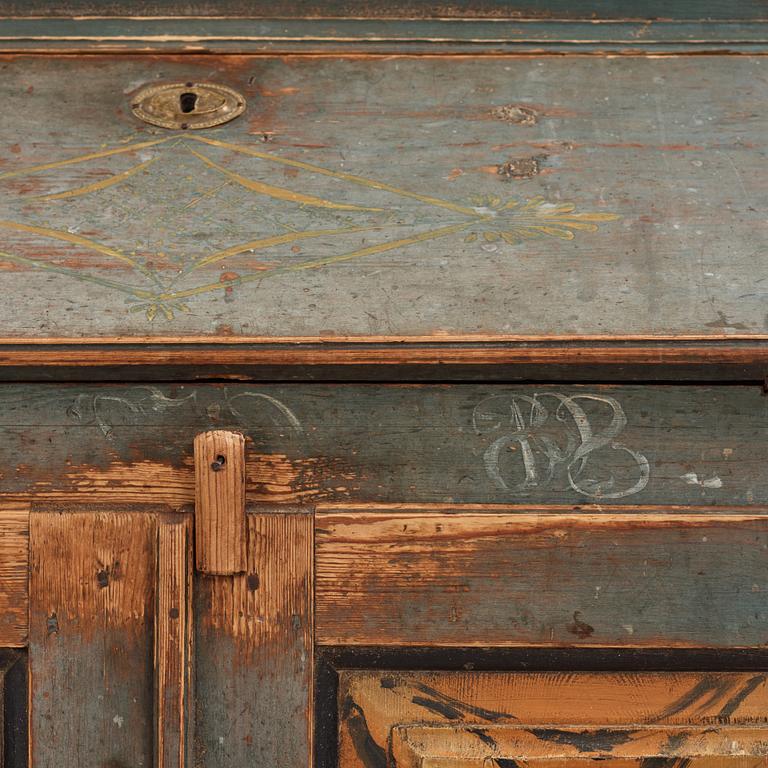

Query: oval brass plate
left=131, top=82, right=246, bottom=130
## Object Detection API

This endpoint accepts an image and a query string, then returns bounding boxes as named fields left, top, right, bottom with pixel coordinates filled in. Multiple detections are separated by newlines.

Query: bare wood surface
left=155, top=513, right=193, bottom=768
left=0, top=503, right=28, bottom=647
left=317, top=511, right=768, bottom=647
left=194, top=430, right=246, bottom=575
left=29, top=508, right=157, bottom=767
left=339, top=671, right=768, bottom=768
left=195, top=507, right=313, bottom=767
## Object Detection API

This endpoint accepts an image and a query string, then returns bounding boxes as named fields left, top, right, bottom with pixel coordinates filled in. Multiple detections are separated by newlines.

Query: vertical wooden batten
left=29, top=509, right=157, bottom=767
left=0, top=503, right=29, bottom=648
left=194, top=507, right=314, bottom=767
left=194, top=431, right=247, bottom=575
left=155, top=513, right=194, bottom=768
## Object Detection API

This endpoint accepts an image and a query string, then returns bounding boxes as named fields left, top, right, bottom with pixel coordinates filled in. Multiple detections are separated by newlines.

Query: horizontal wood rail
left=3, top=339, right=768, bottom=381
left=2, top=17, right=768, bottom=54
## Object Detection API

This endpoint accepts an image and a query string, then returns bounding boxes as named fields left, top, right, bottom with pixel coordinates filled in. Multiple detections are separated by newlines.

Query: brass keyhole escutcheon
left=131, top=81, right=246, bottom=130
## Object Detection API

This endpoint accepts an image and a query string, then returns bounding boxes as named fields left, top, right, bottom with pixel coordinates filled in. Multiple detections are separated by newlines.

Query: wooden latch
left=194, top=429, right=246, bottom=574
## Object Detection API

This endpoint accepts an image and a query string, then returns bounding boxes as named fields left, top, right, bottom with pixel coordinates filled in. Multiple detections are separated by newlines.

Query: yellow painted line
left=0, top=137, right=173, bottom=181
left=0, top=220, right=155, bottom=280
left=188, top=134, right=480, bottom=217
left=187, top=224, right=380, bottom=272
left=187, top=147, right=381, bottom=212
left=158, top=220, right=472, bottom=301
left=0, top=251, right=155, bottom=299
left=29, top=156, right=158, bottom=201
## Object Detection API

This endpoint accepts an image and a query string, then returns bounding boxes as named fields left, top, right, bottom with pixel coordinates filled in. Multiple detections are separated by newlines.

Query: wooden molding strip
left=155, top=513, right=194, bottom=768
left=1, top=18, right=768, bottom=54
left=4, top=339, right=768, bottom=369
left=0, top=503, right=28, bottom=647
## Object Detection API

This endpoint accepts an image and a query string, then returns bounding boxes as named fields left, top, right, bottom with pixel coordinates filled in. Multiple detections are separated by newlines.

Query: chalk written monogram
left=472, top=393, right=650, bottom=499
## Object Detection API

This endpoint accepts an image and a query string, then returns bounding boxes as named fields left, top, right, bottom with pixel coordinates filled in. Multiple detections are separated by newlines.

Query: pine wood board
left=316, top=511, right=768, bottom=647
left=0, top=54, right=766, bottom=350
left=194, top=508, right=313, bottom=767
left=0, top=384, right=766, bottom=507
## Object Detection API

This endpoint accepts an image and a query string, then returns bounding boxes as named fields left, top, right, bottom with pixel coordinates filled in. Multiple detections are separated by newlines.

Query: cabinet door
left=339, top=670, right=768, bottom=767
left=27, top=504, right=313, bottom=768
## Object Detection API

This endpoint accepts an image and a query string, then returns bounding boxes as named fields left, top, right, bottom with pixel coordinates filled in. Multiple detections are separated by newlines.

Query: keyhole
left=179, top=91, right=198, bottom=114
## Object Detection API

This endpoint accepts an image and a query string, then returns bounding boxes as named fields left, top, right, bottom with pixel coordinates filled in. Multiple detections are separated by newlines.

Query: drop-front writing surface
left=0, top=54, right=765, bottom=340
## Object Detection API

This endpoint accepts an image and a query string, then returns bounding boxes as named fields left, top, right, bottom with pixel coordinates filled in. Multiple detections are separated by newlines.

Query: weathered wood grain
left=0, top=54, right=766, bottom=343
left=194, top=430, right=246, bottom=574
left=339, top=671, right=768, bottom=768
left=29, top=508, right=157, bottom=768
left=316, top=511, right=768, bottom=647
left=0, top=384, right=766, bottom=507
left=155, top=513, right=193, bottom=768
left=194, top=507, right=313, bottom=767
left=0, top=503, right=28, bottom=647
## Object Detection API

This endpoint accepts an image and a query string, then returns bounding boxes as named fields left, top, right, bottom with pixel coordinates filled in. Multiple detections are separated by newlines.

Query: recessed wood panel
left=339, top=671, right=768, bottom=768
left=155, top=513, right=194, bottom=768
left=317, top=512, right=768, bottom=647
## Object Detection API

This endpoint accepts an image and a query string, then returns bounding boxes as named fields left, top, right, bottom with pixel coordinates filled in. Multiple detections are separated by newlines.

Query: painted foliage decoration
left=0, top=134, right=618, bottom=321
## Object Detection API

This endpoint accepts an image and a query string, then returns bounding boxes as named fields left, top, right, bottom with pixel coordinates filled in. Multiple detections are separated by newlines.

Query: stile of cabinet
left=1, top=3, right=768, bottom=767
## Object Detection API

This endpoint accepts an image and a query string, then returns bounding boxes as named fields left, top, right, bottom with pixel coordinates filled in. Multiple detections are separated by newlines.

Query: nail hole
left=246, top=573, right=260, bottom=591
left=179, top=91, right=198, bottom=114
left=211, top=454, right=227, bottom=471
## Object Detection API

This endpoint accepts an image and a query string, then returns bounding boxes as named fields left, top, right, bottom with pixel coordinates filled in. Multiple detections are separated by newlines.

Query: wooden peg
left=194, top=430, right=246, bottom=574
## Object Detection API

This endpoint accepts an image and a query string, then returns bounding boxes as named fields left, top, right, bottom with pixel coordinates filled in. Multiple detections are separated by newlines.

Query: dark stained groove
left=2, top=650, right=27, bottom=768
left=467, top=726, right=498, bottom=748
left=528, top=726, right=636, bottom=752
left=319, top=646, right=768, bottom=672
left=0, top=367, right=766, bottom=385
left=647, top=675, right=734, bottom=723
left=410, top=695, right=464, bottom=720
left=716, top=672, right=766, bottom=719
left=339, top=695, right=387, bottom=768
left=640, top=759, right=692, bottom=768
left=411, top=681, right=514, bottom=722
left=660, top=731, right=690, bottom=754
left=314, top=655, right=339, bottom=768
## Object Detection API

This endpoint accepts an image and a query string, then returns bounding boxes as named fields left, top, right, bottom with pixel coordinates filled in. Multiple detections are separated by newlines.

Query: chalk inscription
left=473, top=393, right=650, bottom=499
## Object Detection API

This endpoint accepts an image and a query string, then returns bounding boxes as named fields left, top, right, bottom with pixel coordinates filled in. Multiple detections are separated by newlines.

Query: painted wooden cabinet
left=1, top=3, right=768, bottom=767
